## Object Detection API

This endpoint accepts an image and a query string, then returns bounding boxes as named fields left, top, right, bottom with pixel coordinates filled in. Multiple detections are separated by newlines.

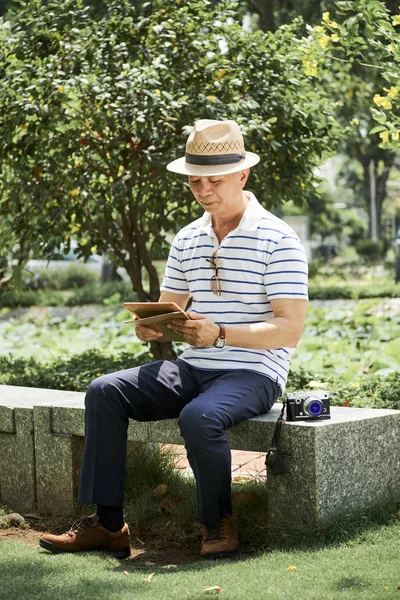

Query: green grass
left=1, top=520, right=400, bottom=600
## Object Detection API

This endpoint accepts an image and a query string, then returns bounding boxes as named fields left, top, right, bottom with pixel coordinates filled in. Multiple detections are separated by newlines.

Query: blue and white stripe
left=160, top=192, right=308, bottom=394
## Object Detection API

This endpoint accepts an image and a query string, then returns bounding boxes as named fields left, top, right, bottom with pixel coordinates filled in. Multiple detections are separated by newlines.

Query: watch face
left=214, top=338, right=226, bottom=348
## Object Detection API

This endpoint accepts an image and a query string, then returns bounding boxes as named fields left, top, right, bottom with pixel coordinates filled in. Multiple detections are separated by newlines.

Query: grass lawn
left=1, top=520, right=400, bottom=600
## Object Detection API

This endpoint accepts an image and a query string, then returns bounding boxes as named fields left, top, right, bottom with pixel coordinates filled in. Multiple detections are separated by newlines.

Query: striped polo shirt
left=160, top=192, right=308, bottom=394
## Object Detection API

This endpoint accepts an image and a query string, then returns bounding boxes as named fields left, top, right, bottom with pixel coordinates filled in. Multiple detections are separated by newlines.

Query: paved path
left=161, top=444, right=266, bottom=481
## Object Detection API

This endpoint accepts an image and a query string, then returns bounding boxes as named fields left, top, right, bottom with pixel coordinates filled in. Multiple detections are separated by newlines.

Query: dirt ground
left=0, top=523, right=201, bottom=566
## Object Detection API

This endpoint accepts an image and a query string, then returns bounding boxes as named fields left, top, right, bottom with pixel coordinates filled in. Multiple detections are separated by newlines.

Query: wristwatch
left=213, top=324, right=226, bottom=348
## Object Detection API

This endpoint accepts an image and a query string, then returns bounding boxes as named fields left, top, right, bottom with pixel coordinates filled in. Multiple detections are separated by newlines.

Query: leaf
left=287, top=566, right=297, bottom=571
left=151, top=483, right=168, bottom=496
left=144, top=572, right=155, bottom=583
left=232, top=475, right=252, bottom=484
left=369, top=125, right=388, bottom=135
left=203, top=586, right=221, bottom=593
left=370, top=107, right=387, bottom=124
left=158, top=493, right=182, bottom=512
left=335, top=1, right=354, bottom=10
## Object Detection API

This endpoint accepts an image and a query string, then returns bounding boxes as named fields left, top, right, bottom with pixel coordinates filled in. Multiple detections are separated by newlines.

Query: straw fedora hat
left=166, top=119, right=260, bottom=176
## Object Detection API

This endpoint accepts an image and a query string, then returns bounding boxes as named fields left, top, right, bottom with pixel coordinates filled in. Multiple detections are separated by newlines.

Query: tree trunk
left=360, top=153, right=395, bottom=239
left=248, top=0, right=275, bottom=32
left=376, top=159, right=395, bottom=239
left=0, top=273, right=12, bottom=294
left=150, top=340, right=177, bottom=361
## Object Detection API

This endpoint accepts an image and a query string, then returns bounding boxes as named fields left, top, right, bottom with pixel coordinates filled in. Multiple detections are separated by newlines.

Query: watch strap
left=218, top=323, right=226, bottom=340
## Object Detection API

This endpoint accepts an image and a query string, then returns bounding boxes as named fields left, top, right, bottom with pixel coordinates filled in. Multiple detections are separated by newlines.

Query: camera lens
left=303, top=397, right=323, bottom=417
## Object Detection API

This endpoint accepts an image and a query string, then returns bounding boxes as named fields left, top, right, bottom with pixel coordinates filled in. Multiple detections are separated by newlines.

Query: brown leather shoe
left=201, top=513, right=239, bottom=558
left=39, top=514, right=131, bottom=558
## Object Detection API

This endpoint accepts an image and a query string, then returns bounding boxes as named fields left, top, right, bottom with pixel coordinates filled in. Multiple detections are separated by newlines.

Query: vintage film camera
left=285, top=391, right=331, bottom=422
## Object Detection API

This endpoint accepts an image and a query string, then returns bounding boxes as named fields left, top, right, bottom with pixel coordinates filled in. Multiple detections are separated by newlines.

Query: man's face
left=188, top=169, right=249, bottom=215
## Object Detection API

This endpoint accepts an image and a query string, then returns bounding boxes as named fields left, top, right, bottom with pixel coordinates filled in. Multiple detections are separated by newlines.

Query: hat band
left=185, top=152, right=246, bottom=166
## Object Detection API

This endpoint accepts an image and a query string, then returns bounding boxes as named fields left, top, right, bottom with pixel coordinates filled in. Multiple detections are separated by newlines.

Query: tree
left=0, top=0, right=345, bottom=356
left=230, top=0, right=399, bottom=240
left=291, top=2, right=400, bottom=240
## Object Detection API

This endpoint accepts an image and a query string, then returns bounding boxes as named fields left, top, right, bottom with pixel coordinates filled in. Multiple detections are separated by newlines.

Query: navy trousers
left=78, top=359, right=280, bottom=526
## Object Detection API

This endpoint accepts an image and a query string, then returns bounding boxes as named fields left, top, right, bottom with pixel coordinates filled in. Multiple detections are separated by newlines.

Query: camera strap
left=265, top=400, right=286, bottom=476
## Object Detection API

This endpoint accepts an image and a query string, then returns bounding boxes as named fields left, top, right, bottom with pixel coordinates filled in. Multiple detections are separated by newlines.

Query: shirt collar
left=197, top=191, right=264, bottom=234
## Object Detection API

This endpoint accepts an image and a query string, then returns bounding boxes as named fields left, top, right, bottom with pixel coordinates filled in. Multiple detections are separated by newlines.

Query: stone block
left=148, top=418, right=182, bottom=445
left=266, top=406, right=400, bottom=531
left=0, top=385, right=85, bottom=514
left=0, top=407, right=36, bottom=512
left=1, top=384, right=400, bottom=533
left=34, top=405, right=83, bottom=515
left=0, top=405, right=15, bottom=433
left=227, top=406, right=292, bottom=453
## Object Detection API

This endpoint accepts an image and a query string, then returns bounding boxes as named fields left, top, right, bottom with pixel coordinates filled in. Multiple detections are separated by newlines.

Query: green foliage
left=315, top=0, right=400, bottom=150
left=287, top=364, right=400, bottom=410
left=286, top=365, right=316, bottom=389
left=0, top=348, right=151, bottom=390
left=30, top=264, right=99, bottom=290
left=296, top=2, right=398, bottom=239
left=0, top=288, right=67, bottom=307
left=0, top=280, right=135, bottom=307
left=1, top=298, right=399, bottom=409
left=1, top=347, right=399, bottom=409
left=65, top=282, right=135, bottom=306
left=306, top=285, right=400, bottom=300
left=355, top=239, right=386, bottom=263
left=308, top=286, right=354, bottom=299
left=330, top=371, right=400, bottom=409
left=0, top=0, right=344, bottom=304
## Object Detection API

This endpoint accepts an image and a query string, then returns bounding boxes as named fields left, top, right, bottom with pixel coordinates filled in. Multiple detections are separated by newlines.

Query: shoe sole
left=39, top=539, right=131, bottom=559
left=201, top=547, right=239, bottom=559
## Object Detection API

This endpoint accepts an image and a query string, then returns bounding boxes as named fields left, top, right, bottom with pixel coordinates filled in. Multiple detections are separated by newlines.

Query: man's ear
left=239, top=168, right=250, bottom=186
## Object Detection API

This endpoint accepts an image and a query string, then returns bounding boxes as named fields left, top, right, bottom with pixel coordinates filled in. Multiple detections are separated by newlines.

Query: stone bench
left=1, top=384, right=400, bottom=533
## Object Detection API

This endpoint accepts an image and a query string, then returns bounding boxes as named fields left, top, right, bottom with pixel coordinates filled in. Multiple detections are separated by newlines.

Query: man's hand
left=134, top=320, right=163, bottom=342
left=168, top=312, right=220, bottom=347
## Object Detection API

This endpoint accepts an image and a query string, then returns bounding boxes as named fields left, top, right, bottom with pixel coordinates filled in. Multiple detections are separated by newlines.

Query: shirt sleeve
left=263, top=233, right=309, bottom=300
left=160, top=235, right=190, bottom=294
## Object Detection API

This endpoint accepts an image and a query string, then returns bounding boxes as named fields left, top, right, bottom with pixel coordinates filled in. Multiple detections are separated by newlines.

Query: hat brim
left=166, top=152, right=260, bottom=176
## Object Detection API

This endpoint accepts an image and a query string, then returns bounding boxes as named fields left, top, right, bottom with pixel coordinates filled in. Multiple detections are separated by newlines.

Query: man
left=39, top=119, right=308, bottom=559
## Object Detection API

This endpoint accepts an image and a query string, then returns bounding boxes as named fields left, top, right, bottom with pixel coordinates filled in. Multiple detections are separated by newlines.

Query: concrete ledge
left=1, top=384, right=399, bottom=531
left=0, top=385, right=85, bottom=514
left=0, top=407, right=36, bottom=511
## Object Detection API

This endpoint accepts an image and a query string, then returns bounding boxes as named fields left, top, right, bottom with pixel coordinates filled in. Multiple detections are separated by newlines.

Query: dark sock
left=96, top=504, right=124, bottom=532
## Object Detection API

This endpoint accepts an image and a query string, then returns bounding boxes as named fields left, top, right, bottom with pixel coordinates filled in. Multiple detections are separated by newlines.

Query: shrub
left=66, top=281, right=136, bottom=306
left=0, top=281, right=137, bottom=308
left=2, top=349, right=398, bottom=411
left=358, top=285, right=400, bottom=299
left=307, top=259, right=323, bottom=280
left=308, top=284, right=400, bottom=300
left=355, top=240, right=386, bottom=264
left=286, top=366, right=316, bottom=390
left=0, top=349, right=152, bottom=391
left=308, top=286, right=354, bottom=300
left=330, top=371, right=400, bottom=410
left=0, top=288, right=67, bottom=308
left=33, top=264, right=100, bottom=290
